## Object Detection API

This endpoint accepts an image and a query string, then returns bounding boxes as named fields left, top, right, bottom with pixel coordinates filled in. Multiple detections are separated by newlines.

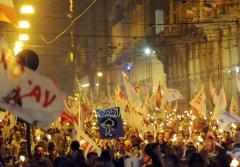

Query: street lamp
left=81, top=83, right=90, bottom=88
left=69, top=52, right=74, bottom=63
left=97, top=72, right=103, bottom=77
left=15, top=41, right=24, bottom=47
left=14, top=47, right=23, bottom=55
left=18, top=20, right=30, bottom=29
left=236, top=66, right=239, bottom=73
left=19, top=34, right=29, bottom=41
left=144, top=48, right=151, bottom=55
left=14, top=41, right=24, bottom=55
left=21, top=5, right=35, bottom=14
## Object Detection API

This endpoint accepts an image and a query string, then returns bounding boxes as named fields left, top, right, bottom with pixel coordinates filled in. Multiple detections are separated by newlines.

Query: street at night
left=0, top=0, right=240, bottom=167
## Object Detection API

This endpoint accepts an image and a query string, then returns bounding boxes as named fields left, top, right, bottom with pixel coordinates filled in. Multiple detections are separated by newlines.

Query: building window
left=155, top=9, right=164, bottom=34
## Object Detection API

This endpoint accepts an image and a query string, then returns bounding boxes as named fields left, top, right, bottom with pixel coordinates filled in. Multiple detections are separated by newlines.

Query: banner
left=218, top=111, right=235, bottom=131
left=212, top=87, right=226, bottom=120
left=167, top=88, right=184, bottom=102
left=75, top=127, right=101, bottom=156
left=209, top=79, right=218, bottom=105
left=60, top=111, right=75, bottom=125
left=0, top=0, right=17, bottom=24
left=218, top=111, right=240, bottom=131
left=155, top=81, right=168, bottom=110
left=189, top=85, right=207, bottom=118
left=96, top=107, right=124, bottom=139
left=114, top=86, right=124, bottom=103
left=230, top=96, right=239, bottom=116
left=122, top=72, right=147, bottom=116
left=0, top=38, right=64, bottom=129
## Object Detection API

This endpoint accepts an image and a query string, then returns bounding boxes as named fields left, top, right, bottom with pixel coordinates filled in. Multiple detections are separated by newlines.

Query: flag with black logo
left=96, top=107, right=124, bottom=139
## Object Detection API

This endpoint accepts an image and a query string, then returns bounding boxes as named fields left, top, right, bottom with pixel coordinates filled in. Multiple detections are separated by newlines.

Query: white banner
left=122, top=72, right=147, bottom=116
left=75, top=127, right=101, bottom=156
left=230, top=96, right=239, bottom=116
left=209, top=79, right=218, bottom=105
left=189, top=85, right=207, bottom=117
left=0, top=38, right=64, bottom=129
left=212, top=87, right=226, bottom=121
left=218, top=111, right=240, bottom=131
left=218, top=111, right=234, bottom=131
left=167, top=88, right=184, bottom=102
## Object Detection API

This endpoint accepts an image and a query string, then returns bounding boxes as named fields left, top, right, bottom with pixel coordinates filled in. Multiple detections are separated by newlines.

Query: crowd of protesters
left=0, top=116, right=239, bottom=167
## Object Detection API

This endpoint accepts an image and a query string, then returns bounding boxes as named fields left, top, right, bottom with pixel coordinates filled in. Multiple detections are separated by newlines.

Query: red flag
left=60, top=111, right=74, bottom=125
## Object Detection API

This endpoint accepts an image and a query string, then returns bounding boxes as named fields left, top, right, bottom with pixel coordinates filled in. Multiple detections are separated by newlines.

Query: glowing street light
left=97, top=72, right=103, bottom=77
left=144, top=48, right=151, bottom=55
left=14, top=41, right=24, bottom=55
left=14, top=47, right=23, bottom=55
left=19, top=34, right=29, bottom=41
left=69, top=52, right=74, bottom=62
left=21, top=5, right=35, bottom=14
left=81, top=83, right=90, bottom=88
left=236, top=66, right=239, bottom=73
left=15, top=41, right=24, bottom=47
left=18, top=20, right=30, bottom=29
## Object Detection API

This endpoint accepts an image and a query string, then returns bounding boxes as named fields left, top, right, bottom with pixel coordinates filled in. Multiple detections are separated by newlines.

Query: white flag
left=122, top=72, right=147, bottom=116
left=218, top=111, right=234, bottom=131
left=218, top=111, right=240, bottom=131
left=75, top=127, right=101, bottom=156
left=236, top=73, right=240, bottom=93
left=74, top=112, right=101, bottom=156
left=212, top=87, right=227, bottom=120
left=209, top=79, right=218, bottom=105
left=167, top=88, right=184, bottom=102
left=230, top=96, right=239, bottom=116
left=0, top=38, right=64, bottom=129
left=190, top=85, right=207, bottom=117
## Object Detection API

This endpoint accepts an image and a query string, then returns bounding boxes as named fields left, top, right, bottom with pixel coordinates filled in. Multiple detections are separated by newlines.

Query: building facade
left=153, top=0, right=240, bottom=109
left=106, top=0, right=240, bottom=110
